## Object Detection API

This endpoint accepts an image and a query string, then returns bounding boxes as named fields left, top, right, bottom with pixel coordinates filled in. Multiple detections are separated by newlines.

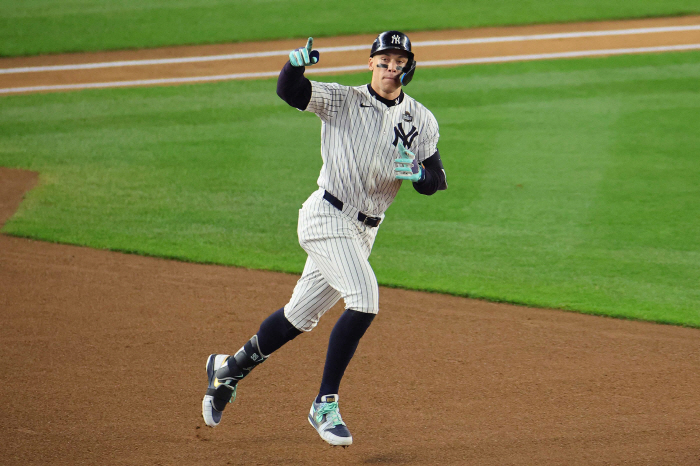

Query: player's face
left=369, top=51, right=409, bottom=99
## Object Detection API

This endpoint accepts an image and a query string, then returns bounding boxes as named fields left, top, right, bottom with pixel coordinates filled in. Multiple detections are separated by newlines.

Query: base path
left=2, top=169, right=700, bottom=464
left=1, top=15, right=699, bottom=94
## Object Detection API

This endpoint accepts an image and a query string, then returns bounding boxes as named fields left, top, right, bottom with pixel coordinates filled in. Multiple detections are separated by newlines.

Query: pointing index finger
left=306, top=37, right=314, bottom=52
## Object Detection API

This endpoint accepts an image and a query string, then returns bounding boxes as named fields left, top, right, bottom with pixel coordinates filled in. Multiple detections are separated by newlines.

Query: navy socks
left=317, top=309, right=375, bottom=402
left=256, top=308, right=302, bottom=356
left=233, top=307, right=374, bottom=404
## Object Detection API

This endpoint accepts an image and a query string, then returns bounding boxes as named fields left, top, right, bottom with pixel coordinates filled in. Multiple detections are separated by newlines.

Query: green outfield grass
left=1, top=0, right=699, bottom=56
left=2, top=51, right=699, bottom=326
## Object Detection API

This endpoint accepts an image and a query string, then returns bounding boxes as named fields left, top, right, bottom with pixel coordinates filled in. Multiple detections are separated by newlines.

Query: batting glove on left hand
left=394, top=141, right=424, bottom=182
left=289, top=37, right=320, bottom=67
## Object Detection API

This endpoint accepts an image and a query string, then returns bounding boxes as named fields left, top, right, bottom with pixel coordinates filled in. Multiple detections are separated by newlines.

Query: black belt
left=323, top=191, right=381, bottom=228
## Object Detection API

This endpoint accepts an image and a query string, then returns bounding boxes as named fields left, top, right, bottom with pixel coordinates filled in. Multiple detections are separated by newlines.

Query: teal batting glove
left=394, top=141, right=424, bottom=182
left=289, top=37, right=319, bottom=67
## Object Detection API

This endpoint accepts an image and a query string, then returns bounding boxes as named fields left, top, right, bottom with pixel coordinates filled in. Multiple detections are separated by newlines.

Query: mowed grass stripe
left=1, top=51, right=699, bottom=326
left=2, top=0, right=700, bottom=56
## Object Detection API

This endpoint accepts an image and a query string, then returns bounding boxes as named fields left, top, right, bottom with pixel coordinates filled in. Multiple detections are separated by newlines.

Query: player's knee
left=338, top=308, right=376, bottom=337
left=283, top=304, right=320, bottom=332
left=345, top=308, right=377, bottom=319
left=355, top=305, right=379, bottom=314
left=344, top=294, right=379, bottom=315
left=292, top=319, right=319, bottom=332
left=348, top=303, right=379, bottom=314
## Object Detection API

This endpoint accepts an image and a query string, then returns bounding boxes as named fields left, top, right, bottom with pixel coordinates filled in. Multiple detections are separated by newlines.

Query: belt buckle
left=363, top=216, right=379, bottom=227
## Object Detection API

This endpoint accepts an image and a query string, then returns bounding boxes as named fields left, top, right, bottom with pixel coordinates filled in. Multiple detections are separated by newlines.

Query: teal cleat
left=308, top=394, right=353, bottom=447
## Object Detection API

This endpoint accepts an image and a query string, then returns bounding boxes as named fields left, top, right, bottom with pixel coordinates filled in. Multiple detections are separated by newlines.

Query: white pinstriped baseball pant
left=284, top=188, right=381, bottom=331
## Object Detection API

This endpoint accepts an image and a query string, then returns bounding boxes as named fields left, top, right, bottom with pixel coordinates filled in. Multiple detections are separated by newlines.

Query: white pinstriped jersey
left=305, top=81, right=440, bottom=217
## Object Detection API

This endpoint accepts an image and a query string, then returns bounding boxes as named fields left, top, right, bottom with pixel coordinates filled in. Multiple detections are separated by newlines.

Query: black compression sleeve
left=413, top=149, right=448, bottom=195
left=276, top=61, right=312, bottom=111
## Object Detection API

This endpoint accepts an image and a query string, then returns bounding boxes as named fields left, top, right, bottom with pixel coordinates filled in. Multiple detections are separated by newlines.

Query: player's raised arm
left=277, top=37, right=320, bottom=111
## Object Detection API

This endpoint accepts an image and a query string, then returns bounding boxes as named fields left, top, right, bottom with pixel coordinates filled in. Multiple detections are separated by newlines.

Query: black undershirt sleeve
left=412, top=149, right=448, bottom=195
left=276, top=61, right=312, bottom=111
left=277, top=63, right=446, bottom=195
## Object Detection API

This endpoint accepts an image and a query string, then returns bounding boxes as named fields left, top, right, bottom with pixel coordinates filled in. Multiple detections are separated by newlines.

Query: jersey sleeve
left=415, top=110, right=440, bottom=163
left=305, top=81, right=349, bottom=121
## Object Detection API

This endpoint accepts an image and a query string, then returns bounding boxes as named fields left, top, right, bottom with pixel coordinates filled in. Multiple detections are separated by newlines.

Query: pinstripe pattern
left=285, top=189, right=379, bottom=330
left=284, top=80, right=439, bottom=331
left=305, top=81, right=439, bottom=216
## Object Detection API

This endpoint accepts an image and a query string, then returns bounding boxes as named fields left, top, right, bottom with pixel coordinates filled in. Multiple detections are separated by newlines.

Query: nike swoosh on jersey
left=360, top=103, right=372, bottom=108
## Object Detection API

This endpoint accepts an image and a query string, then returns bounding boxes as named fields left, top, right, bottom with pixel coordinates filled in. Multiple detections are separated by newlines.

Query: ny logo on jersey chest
left=392, top=122, right=418, bottom=149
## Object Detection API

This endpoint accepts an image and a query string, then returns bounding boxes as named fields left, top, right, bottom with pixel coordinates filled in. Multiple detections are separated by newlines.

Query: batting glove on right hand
left=289, top=37, right=320, bottom=67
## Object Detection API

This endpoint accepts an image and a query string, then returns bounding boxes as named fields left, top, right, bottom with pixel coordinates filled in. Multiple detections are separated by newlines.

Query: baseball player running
left=202, top=31, right=447, bottom=447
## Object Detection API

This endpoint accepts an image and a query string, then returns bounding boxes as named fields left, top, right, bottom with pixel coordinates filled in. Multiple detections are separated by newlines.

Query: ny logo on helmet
left=392, top=35, right=401, bottom=44
left=392, top=123, right=419, bottom=149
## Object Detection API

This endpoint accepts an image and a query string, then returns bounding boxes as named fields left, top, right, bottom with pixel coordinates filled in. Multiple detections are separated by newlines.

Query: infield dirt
left=2, top=17, right=700, bottom=465
left=1, top=15, right=700, bottom=93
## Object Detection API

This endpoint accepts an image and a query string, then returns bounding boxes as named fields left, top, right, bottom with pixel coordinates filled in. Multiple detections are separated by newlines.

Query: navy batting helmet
left=370, top=31, right=417, bottom=86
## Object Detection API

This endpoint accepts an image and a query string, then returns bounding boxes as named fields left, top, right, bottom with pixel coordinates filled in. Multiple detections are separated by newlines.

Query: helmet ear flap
left=401, top=60, right=416, bottom=86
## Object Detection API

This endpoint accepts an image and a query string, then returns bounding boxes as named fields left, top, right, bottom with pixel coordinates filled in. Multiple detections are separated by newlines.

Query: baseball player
left=202, top=31, right=447, bottom=447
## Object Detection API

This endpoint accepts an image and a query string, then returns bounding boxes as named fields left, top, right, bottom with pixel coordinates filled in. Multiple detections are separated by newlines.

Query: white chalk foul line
left=0, top=70, right=282, bottom=94
left=413, top=24, right=700, bottom=47
left=418, top=43, right=700, bottom=66
left=1, top=44, right=699, bottom=95
left=1, top=24, right=699, bottom=74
